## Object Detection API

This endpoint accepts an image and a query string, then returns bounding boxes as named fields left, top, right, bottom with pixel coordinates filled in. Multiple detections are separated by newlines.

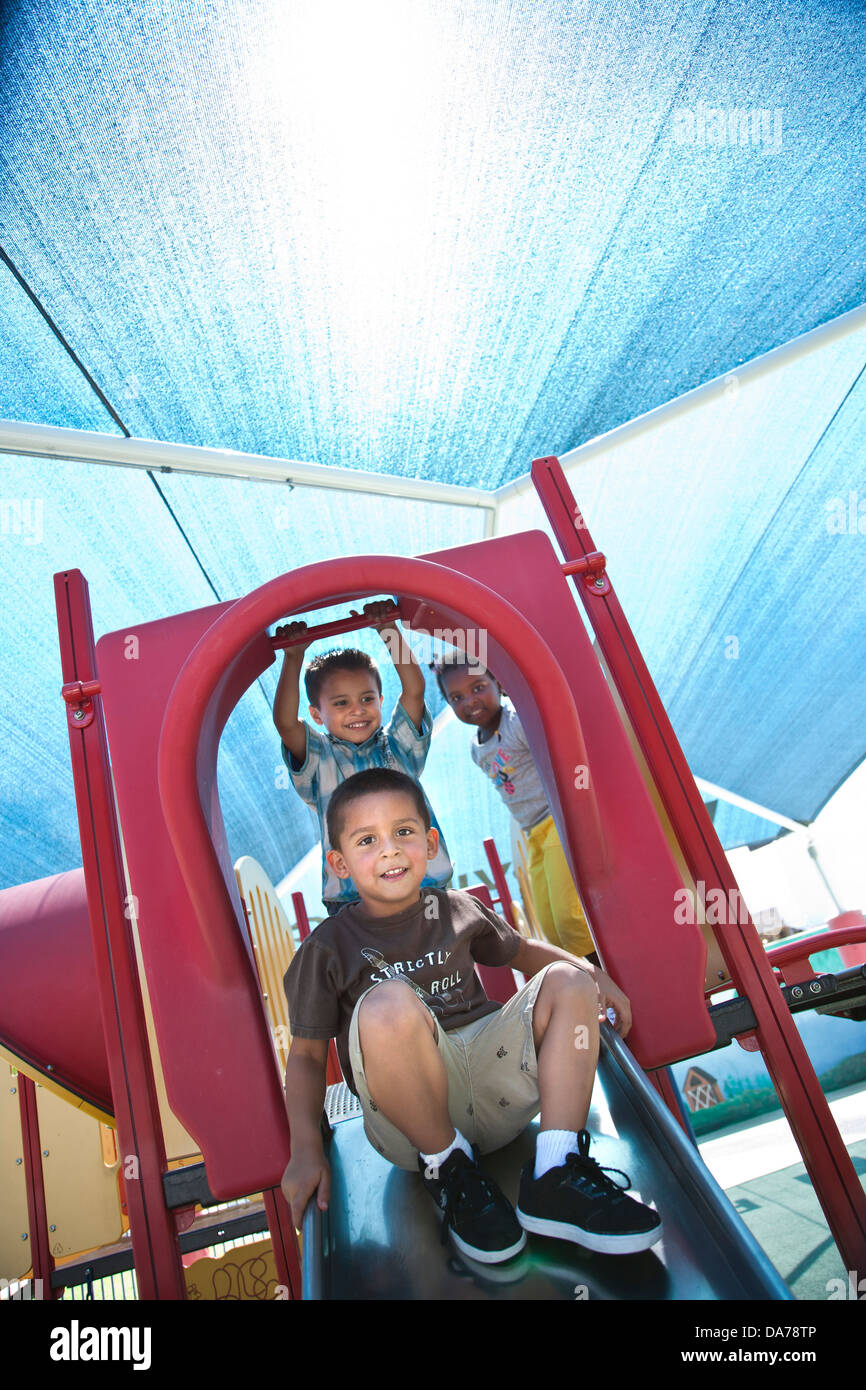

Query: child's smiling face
left=325, top=789, right=439, bottom=917
left=439, top=664, right=502, bottom=733
left=309, top=668, right=384, bottom=743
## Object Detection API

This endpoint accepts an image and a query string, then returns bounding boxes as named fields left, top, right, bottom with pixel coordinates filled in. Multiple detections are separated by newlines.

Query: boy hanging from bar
left=273, top=600, right=452, bottom=917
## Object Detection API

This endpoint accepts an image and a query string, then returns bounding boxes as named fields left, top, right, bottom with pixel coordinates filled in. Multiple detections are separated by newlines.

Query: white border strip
left=0, top=419, right=495, bottom=512
left=694, top=777, right=807, bottom=834
left=493, top=301, right=866, bottom=504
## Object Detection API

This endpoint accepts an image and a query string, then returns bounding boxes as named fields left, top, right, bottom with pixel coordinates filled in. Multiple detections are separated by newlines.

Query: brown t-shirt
left=283, top=888, right=522, bottom=1093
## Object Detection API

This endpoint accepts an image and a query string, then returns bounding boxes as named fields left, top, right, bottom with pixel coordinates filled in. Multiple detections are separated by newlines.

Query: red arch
left=85, top=543, right=712, bottom=1197
left=158, top=555, right=608, bottom=974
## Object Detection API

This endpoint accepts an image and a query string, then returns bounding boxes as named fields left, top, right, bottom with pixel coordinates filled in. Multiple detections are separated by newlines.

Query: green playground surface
left=698, top=1083, right=866, bottom=1301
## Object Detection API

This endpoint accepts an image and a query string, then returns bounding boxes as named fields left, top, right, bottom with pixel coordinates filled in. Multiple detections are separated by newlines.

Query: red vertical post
left=262, top=1188, right=303, bottom=1300
left=17, top=1076, right=59, bottom=1299
left=291, top=891, right=341, bottom=1081
left=465, top=884, right=519, bottom=1003
left=531, top=455, right=866, bottom=1274
left=482, top=838, right=517, bottom=928
left=646, top=1068, right=694, bottom=1142
left=55, top=570, right=186, bottom=1300
left=292, top=891, right=312, bottom=942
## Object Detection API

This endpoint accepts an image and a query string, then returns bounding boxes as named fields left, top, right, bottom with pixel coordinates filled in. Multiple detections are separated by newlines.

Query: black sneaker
left=420, top=1147, right=527, bottom=1264
left=516, top=1130, right=662, bottom=1255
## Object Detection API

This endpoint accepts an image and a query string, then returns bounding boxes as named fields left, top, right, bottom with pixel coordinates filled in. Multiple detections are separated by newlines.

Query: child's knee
left=538, top=961, right=597, bottom=1010
left=357, top=979, right=433, bottom=1042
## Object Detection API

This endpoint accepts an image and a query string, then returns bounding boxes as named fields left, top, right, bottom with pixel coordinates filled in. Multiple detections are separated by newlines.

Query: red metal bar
left=292, top=891, right=312, bottom=942
left=271, top=603, right=402, bottom=651
left=482, top=837, right=517, bottom=928
left=465, top=885, right=519, bottom=1003
left=531, top=453, right=866, bottom=1274
left=55, top=570, right=187, bottom=1300
left=646, top=1067, right=694, bottom=1142
left=290, top=891, right=342, bottom=1082
left=325, top=1046, right=343, bottom=1087
left=17, top=1075, right=59, bottom=1299
left=829, top=910, right=866, bottom=968
left=766, top=926, right=866, bottom=968
left=262, top=1188, right=302, bottom=1300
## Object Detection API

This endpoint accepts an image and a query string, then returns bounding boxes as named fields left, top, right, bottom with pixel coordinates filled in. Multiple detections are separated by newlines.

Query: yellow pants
left=526, top=815, right=595, bottom=958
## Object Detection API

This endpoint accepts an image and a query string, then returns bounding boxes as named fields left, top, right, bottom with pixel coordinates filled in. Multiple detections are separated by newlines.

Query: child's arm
left=281, top=1036, right=331, bottom=1228
left=511, top=937, right=633, bottom=1038
left=272, top=622, right=310, bottom=765
left=364, top=600, right=426, bottom=732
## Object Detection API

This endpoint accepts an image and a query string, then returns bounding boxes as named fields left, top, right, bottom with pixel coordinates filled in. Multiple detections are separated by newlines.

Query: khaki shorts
left=348, top=965, right=555, bottom=1170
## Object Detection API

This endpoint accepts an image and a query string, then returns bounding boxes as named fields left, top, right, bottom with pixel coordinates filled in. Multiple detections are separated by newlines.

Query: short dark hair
left=432, top=650, right=493, bottom=701
left=304, top=648, right=382, bottom=706
left=326, top=768, right=431, bottom=849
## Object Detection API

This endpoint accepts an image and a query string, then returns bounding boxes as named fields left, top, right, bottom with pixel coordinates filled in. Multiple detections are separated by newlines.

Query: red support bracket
left=767, top=925, right=866, bottom=971
left=60, top=679, right=101, bottom=729
left=561, top=553, right=610, bottom=595
left=766, top=925, right=866, bottom=986
left=775, top=958, right=821, bottom=988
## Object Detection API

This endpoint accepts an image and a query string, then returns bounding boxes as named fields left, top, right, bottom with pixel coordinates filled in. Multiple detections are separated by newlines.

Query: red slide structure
left=2, top=456, right=863, bottom=1298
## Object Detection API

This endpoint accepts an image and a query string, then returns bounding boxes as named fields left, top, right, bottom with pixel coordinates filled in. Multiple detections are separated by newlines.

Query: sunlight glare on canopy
left=258, top=5, right=454, bottom=403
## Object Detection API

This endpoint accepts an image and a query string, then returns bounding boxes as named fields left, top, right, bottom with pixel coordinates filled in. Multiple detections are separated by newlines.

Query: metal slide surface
left=302, top=1025, right=792, bottom=1301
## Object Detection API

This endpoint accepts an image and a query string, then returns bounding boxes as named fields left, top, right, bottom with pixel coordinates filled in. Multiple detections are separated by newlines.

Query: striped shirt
left=283, top=701, right=453, bottom=908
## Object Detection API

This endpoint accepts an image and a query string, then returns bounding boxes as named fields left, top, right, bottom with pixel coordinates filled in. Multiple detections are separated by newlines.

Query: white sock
left=534, top=1129, right=579, bottom=1179
left=421, top=1129, right=473, bottom=1172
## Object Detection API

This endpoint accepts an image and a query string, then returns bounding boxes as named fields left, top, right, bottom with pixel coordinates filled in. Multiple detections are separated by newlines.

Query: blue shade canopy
left=1, top=1, right=865, bottom=897
left=0, top=454, right=486, bottom=890
left=2, top=0, right=865, bottom=478
left=499, top=314, right=866, bottom=849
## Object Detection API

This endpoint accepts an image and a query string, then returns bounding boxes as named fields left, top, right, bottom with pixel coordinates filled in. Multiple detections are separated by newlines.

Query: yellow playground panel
left=235, top=855, right=297, bottom=1075
left=1, top=1068, right=123, bottom=1281
left=2, top=857, right=298, bottom=1297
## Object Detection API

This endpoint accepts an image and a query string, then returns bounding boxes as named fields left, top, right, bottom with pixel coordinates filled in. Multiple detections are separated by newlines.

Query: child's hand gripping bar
left=271, top=601, right=404, bottom=650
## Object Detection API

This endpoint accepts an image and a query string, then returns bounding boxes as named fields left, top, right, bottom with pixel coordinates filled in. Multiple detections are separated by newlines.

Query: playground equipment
left=0, top=853, right=299, bottom=1298
left=2, top=455, right=865, bottom=1299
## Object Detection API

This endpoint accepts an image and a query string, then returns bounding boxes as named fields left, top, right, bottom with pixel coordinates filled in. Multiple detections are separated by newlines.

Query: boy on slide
left=281, top=766, right=661, bottom=1265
